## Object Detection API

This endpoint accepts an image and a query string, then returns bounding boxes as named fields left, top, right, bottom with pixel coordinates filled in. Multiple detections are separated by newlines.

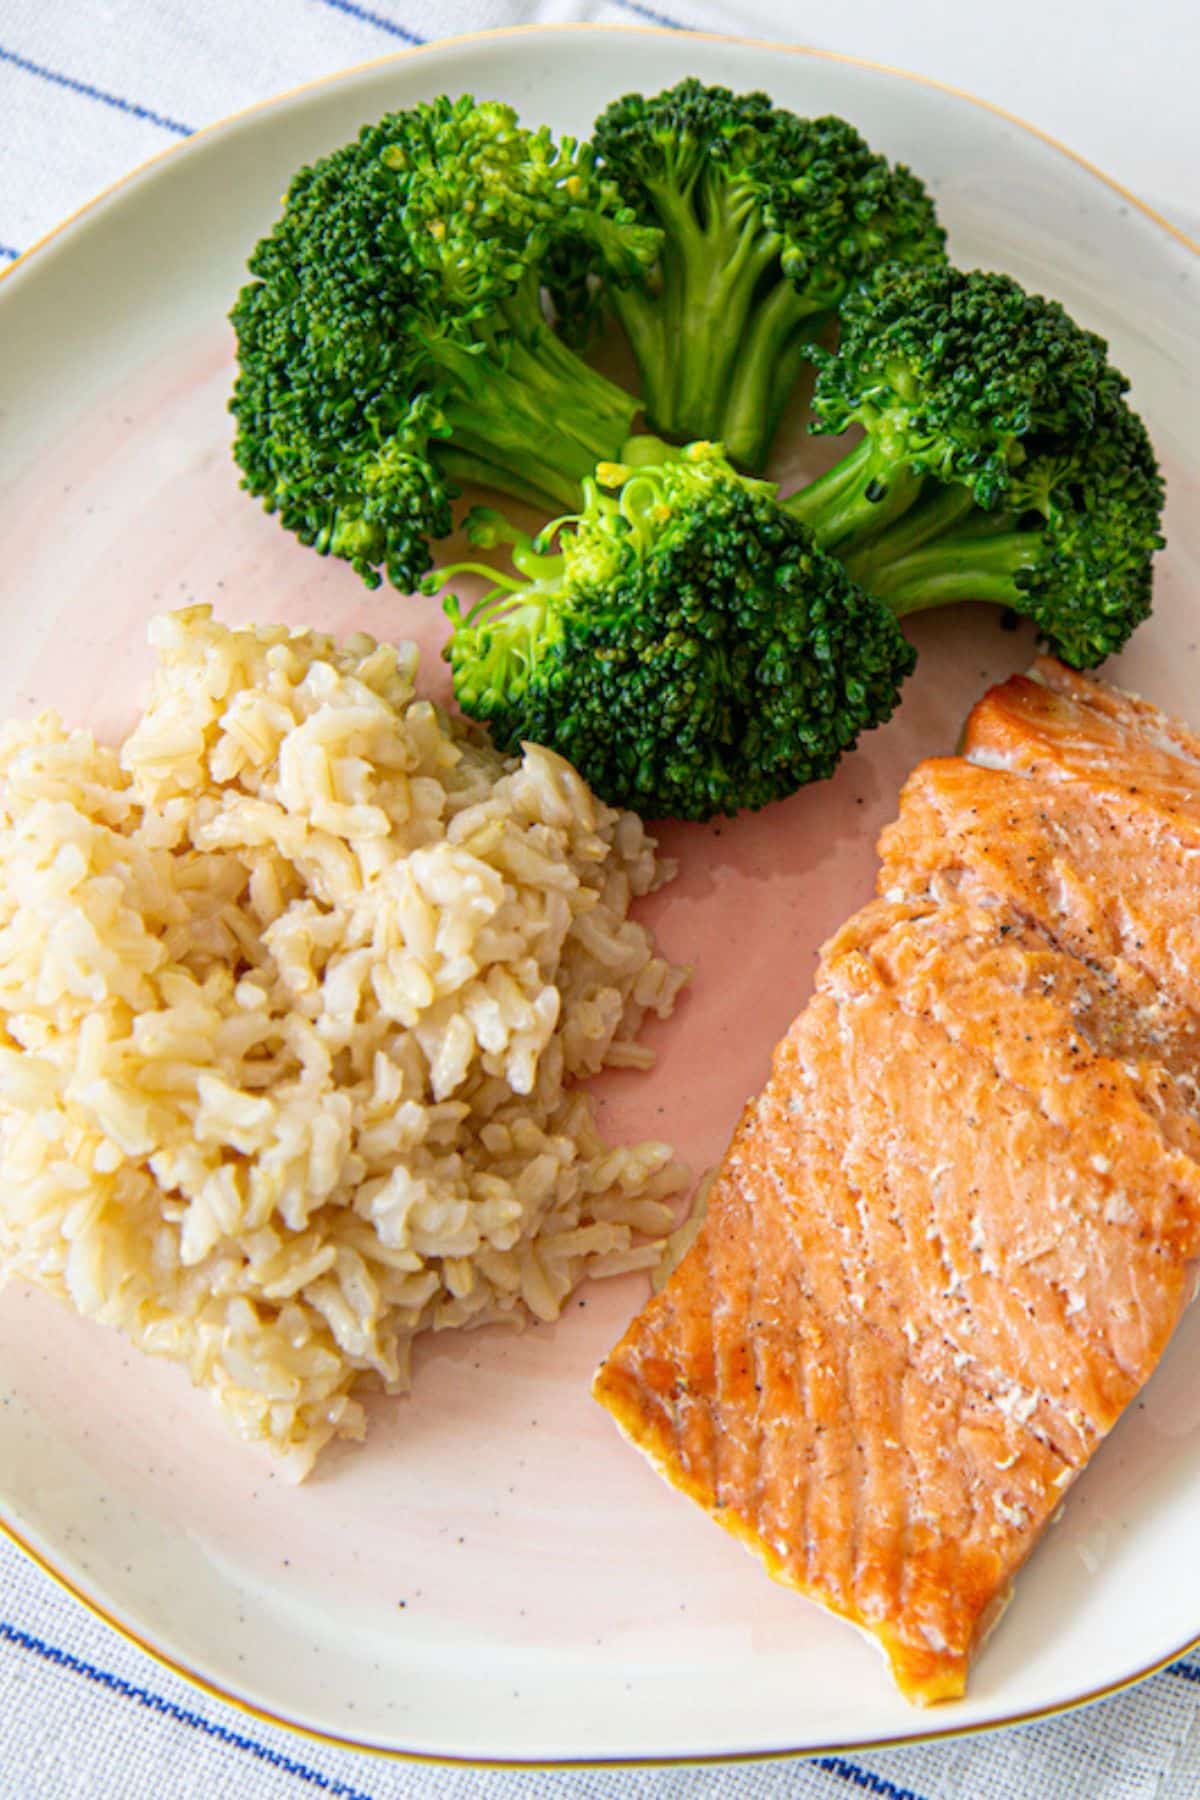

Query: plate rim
left=2, top=19, right=1198, bottom=1769
left=9, top=1502, right=1200, bottom=1770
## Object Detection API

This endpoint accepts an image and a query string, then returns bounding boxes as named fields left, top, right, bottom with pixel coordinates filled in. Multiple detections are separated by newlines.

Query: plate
left=1, top=23, right=1198, bottom=1767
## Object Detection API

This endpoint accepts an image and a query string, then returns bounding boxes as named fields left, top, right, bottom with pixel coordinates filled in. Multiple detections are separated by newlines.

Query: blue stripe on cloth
left=609, top=0, right=687, bottom=28
left=0, top=244, right=19, bottom=262
left=0, top=42, right=192, bottom=134
left=1169, top=1661, right=1200, bottom=1683
left=0, top=1613, right=941, bottom=1800
left=815, top=1757, right=932, bottom=1800
left=0, top=1621, right=378, bottom=1799
left=309, top=0, right=426, bottom=43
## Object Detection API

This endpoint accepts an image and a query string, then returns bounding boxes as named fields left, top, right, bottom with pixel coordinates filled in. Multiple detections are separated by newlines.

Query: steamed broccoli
left=424, top=440, right=917, bottom=821
left=783, top=265, right=1165, bottom=666
left=229, top=96, right=661, bottom=591
left=579, top=79, right=946, bottom=472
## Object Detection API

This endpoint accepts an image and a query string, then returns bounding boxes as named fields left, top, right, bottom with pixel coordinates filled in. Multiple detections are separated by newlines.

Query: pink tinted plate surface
left=0, top=25, right=1198, bottom=1764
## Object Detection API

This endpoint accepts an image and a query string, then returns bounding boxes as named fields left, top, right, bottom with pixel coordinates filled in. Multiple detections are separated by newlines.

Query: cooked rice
left=0, top=607, right=689, bottom=1476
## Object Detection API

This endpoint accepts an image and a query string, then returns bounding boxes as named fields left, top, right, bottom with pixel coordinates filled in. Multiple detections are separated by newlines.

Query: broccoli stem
left=849, top=527, right=1036, bottom=615
left=441, top=409, right=592, bottom=512
left=497, top=286, right=639, bottom=438
left=831, top=480, right=1042, bottom=614
left=448, top=590, right=555, bottom=714
left=419, top=273, right=642, bottom=516
left=667, top=202, right=781, bottom=447
left=782, top=435, right=927, bottom=550
left=610, top=177, right=793, bottom=461
left=618, top=432, right=682, bottom=469
left=427, top=509, right=571, bottom=622
left=718, top=305, right=830, bottom=471
left=608, top=283, right=673, bottom=433
left=431, top=516, right=565, bottom=711
left=438, top=448, right=573, bottom=515
left=840, top=482, right=979, bottom=568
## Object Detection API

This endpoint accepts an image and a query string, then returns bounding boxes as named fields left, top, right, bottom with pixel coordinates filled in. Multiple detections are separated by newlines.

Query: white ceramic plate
left=1, top=23, right=1198, bottom=1768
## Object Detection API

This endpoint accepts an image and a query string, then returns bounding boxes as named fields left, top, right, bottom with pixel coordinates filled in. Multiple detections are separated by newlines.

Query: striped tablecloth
left=2, top=2, right=1197, bottom=1795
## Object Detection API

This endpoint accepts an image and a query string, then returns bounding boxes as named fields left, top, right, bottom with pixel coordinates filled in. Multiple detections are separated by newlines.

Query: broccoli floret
left=784, top=265, right=1164, bottom=666
left=425, top=441, right=917, bottom=821
left=229, top=95, right=660, bottom=591
left=583, top=80, right=946, bottom=472
left=840, top=398, right=1165, bottom=668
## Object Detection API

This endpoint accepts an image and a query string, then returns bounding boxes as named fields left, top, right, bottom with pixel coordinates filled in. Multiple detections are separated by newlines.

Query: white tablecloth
left=2, top=2, right=1197, bottom=1795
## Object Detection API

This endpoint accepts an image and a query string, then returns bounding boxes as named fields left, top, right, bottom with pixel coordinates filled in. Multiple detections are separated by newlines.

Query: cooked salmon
left=595, top=661, right=1200, bottom=1704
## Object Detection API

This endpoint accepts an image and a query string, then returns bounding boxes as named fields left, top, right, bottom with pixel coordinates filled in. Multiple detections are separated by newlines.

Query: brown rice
left=0, top=607, right=689, bottom=1475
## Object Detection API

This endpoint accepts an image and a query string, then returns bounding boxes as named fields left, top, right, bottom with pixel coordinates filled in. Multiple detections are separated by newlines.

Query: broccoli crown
left=596, top=80, right=944, bottom=303
left=432, top=442, right=917, bottom=821
left=593, top=78, right=778, bottom=205
left=1014, top=401, right=1165, bottom=664
left=585, top=80, right=946, bottom=470
left=785, top=263, right=1165, bottom=668
left=230, top=95, right=659, bottom=590
left=808, top=264, right=1121, bottom=508
left=839, top=392, right=1166, bottom=668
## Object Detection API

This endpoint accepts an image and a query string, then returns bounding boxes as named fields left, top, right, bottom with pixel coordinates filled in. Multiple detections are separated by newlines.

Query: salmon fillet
left=595, top=662, right=1200, bottom=1704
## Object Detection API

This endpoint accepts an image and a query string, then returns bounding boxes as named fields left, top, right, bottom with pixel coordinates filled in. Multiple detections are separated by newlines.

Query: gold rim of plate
left=0, top=20, right=1197, bottom=1769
